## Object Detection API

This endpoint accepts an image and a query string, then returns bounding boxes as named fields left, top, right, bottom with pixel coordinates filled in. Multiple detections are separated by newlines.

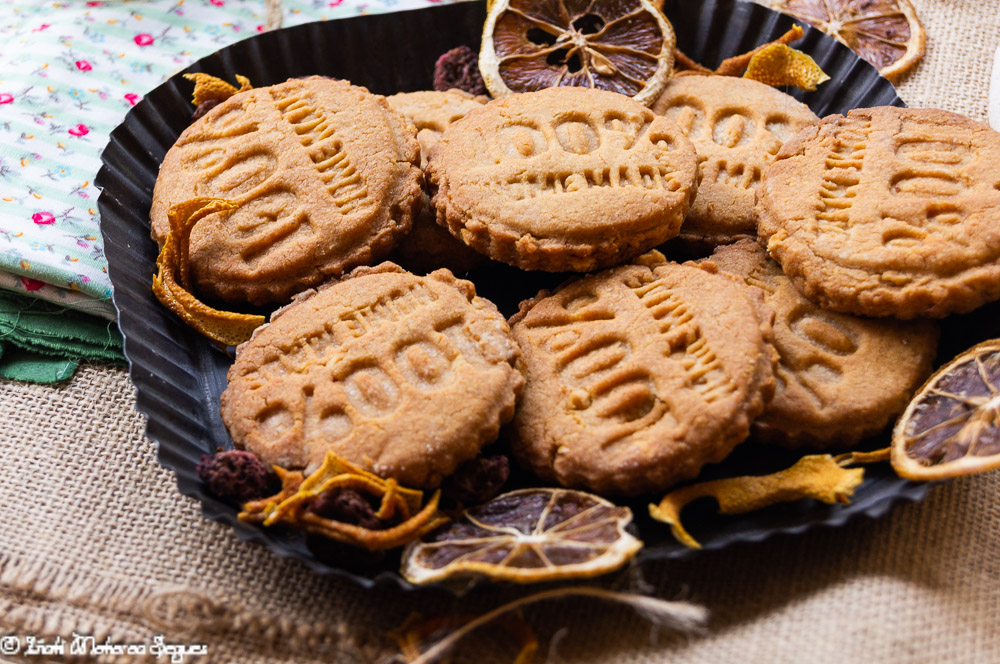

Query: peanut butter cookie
left=651, top=75, right=818, bottom=247
left=427, top=87, right=699, bottom=272
left=509, top=251, right=777, bottom=495
left=151, top=77, right=423, bottom=305
left=221, top=263, right=524, bottom=489
left=386, top=89, right=487, bottom=274
left=757, top=106, right=1000, bottom=319
left=707, top=240, right=939, bottom=448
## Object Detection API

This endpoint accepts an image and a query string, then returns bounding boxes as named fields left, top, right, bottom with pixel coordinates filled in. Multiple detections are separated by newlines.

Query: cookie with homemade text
left=707, top=240, right=939, bottom=448
left=651, top=74, right=818, bottom=247
left=427, top=87, right=699, bottom=272
left=386, top=89, right=488, bottom=274
left=220, top=263, right=524, bottom=489
left=757, top=106, right=1000, bottom=318
left=151, top=76, right=423, bottom=305
left=509, top=251, right=777, bottom=496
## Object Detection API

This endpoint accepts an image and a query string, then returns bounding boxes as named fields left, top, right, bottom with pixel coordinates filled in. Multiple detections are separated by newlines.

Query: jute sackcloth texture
left=2, top=1, right=999, bottom=662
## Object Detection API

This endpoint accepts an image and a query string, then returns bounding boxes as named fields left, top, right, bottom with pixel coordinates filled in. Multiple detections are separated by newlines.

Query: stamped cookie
left=220, top=263, right=524, bottom=488
left=387, top=89, right=489, bottom=169
left=386, top=89, right=487, bottom=274
left=151, top=77, right=423, bottom=305
left=509, top=251, right=777, bottom=495
left=427, top=87, right=699, bottom=272
left=757, top=106, right=1000, bottom=319
left=707, top=240, right=939, bottom=448
left=651, top=75, right=818, bottom=247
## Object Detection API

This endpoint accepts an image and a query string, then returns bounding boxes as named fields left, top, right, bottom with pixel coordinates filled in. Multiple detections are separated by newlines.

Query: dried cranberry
left=443, top=455, right=510, bottom=505
left=191, top=98, right=221, bottom=121
left=196, top=450, right=278, bottom=503
left=433, top=45, right=488, bottom=96
left=307, top=488, right=384, bottom=530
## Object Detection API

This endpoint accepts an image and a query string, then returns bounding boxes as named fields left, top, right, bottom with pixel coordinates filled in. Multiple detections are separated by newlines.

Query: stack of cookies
left=154, top=70, right=1000, bottom=499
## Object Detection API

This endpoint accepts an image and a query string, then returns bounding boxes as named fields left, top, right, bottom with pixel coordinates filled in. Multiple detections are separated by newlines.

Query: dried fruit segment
left=401, top=488, right=642, bottom=584
left=480, top=0, right=676, bottom=106
left=892, top=340, right=1000, bottom=480
left=755, top=0, right=925, bottom=79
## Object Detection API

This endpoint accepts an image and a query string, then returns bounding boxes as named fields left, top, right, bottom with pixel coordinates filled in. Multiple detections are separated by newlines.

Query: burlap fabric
left=2, top=2, right=999, bottom=661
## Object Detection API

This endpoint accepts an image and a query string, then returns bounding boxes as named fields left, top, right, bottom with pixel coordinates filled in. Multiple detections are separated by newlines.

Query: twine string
left=265, top=0, right=284, bottom=31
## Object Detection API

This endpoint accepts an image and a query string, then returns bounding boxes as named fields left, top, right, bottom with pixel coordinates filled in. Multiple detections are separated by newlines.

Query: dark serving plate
left=97, top=0, right=959, bottom=591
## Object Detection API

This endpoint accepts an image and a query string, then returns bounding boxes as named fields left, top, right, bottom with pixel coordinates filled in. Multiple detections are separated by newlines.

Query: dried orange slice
left=755, top=0, right=925, bottom=79
left=892, top=340, right=1000, bottom=481
left=401, top=488, right=642, bottom=585
left=480, top=0, right=676, bottom=106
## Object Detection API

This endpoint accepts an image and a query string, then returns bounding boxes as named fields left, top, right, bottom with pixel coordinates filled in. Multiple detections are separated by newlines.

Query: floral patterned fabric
left=0, top=0, right=457, bottom=320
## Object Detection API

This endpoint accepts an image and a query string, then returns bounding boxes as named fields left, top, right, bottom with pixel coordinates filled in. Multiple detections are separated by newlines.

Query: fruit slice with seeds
left=892, top=340, right=1000, bottom=481
left=401, top=488, right=642, bottom=585
left=755, top=0, right=925, bottom=79
left=479, top=0, right=676, bottom=106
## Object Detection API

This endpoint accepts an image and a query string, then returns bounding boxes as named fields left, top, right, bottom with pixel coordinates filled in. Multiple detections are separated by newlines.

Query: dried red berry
left=442, top=455, right=510, bottom=505
left=433, top=45, right=488, bottom=96
left=191, top=98, right=221, bottom=121
left=306, top=488, right=385, bottom=530
left=197, top=450, right=278, bottom=503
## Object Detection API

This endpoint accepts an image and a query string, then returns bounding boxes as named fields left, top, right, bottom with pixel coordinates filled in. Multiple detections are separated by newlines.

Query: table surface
left=1, top=1, right=999, bottom=662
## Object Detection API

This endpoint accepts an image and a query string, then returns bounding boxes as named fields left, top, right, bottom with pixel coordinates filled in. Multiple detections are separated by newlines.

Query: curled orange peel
left=835, top=448, right=891, bottom=466
left=649, top=454, right=865, bottom=549
left=238, top=450, right=449, bottom=551
left=715, top=25, right=805, bottom=76
left=743, top=42, right=831, bottom=91
left=183, top=72, right=252, bottom=106
left=390, top=612, right=538, bottom=664
left=152, top=198, right=266, bottom=346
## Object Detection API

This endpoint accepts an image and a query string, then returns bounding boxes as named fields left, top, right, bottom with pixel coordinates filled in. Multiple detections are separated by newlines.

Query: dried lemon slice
left=755, top=0, right=925, bottom=79
left=401, top=488, right=642, bottom=585
left=892, top=340, right=1000, bottom=481
left=479, top=0, right=676, bottom=106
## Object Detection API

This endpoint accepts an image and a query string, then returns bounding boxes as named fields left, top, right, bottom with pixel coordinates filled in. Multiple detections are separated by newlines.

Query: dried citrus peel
left=183, top=72, right=252, bottom=106
left=674, top=26, right=805, bottom=78
left=715, top=25, right=805, bottom=76
left=743, top=43, right=830, bottom=91
left=152, top=198, right=266, bottom=346
left=649, top=454, right=866, bottom=549
left=238, top=450, right=449, bottom=551
left=391, top=613, right=538, bottom=664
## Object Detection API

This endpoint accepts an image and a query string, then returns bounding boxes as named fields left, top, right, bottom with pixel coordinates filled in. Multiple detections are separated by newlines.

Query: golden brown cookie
left=151, top=77, right=423, bottom=305
left=427, top=87, right=700, bottom=272
left=220, top=263, right=524, bottom=489
left=757, top=106, right=1000, bottom=319
left=386, top=89, right=489, bottom=169
left=707, top=240, right=939, bottom=448
left=386, top=90, right=488, bottom=274
left=651, top=75, right=818, bottom=247
left=509, top=251, right=777, bottom=496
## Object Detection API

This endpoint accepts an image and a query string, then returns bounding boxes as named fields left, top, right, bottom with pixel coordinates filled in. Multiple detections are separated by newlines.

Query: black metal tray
left=97, top=0, right=944, bottom=591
